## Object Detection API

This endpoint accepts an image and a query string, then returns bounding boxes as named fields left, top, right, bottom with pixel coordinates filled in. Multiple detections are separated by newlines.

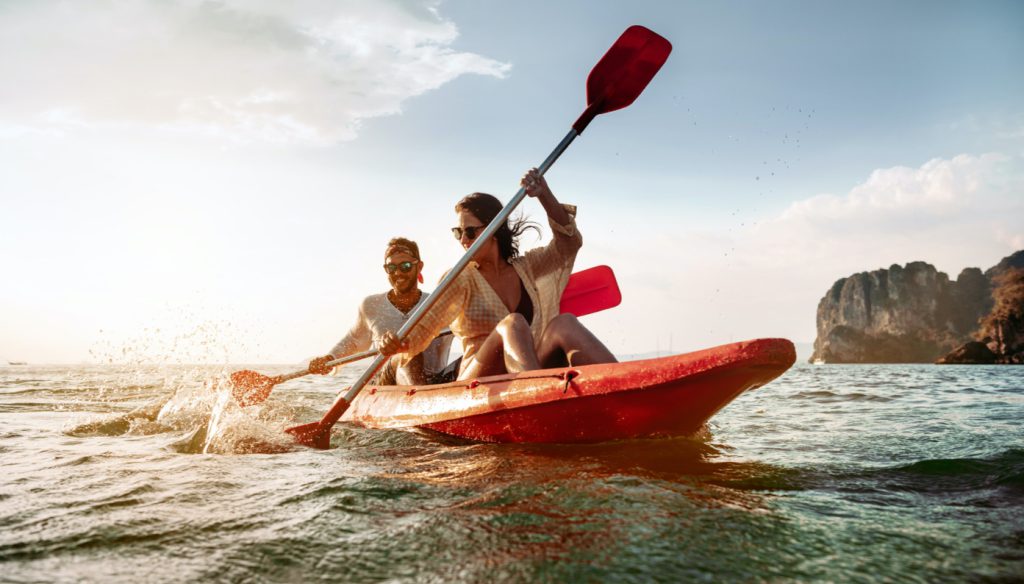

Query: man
left=308, top=237, right=452, bottom=385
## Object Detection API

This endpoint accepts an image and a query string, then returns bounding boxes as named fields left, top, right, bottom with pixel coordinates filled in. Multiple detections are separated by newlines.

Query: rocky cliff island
left=811, top=251, right=1024, bottom=364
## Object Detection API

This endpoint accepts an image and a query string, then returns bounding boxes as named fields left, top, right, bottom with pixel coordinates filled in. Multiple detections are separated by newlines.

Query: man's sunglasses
left=384, top=261, right=417, bottom=274
left=451, top=225, right=485, bottom=241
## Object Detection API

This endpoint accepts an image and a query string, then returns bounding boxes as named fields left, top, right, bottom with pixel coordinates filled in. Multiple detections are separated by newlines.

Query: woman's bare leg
left=459, top=313, right=541, bottom=378
left=498, top=313, right=542, bottom=372
left=536, top=313, right=617, bottom=368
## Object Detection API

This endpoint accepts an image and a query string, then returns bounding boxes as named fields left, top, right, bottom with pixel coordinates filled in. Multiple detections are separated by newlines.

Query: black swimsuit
left=433, top=281, right=532, bottom=385
left=515, top=281, right=534, bottom=325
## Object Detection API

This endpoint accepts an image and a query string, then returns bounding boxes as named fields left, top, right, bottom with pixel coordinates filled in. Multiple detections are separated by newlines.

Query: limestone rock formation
left=941, top=263, right=1024, bottom=364
left=935, top=340, right=997, bottom=364
left=811, top=251, right=1024, bottom=363
left=986, top=250, right=1024, bottom=280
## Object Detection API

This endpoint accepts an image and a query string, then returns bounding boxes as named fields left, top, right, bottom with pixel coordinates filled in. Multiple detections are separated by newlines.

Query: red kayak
left=340, top=338, right=795, bottom=443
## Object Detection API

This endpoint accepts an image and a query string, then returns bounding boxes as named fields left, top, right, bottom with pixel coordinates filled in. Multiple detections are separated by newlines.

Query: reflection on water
left=1, top=363, right=1023, bottom=581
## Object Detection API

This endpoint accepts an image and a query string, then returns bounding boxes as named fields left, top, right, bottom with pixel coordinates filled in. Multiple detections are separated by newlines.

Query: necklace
left=389, top=289, right=421, bottom=313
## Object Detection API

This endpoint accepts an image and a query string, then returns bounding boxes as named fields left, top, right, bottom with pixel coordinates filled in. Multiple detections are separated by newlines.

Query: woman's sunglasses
left=384, top=261, right=417, bottom=274
left=451, top=225, right=485, bottom=241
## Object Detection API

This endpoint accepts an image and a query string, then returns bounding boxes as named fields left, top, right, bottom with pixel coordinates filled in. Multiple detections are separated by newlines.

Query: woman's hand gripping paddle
left=229, top=265, right=621, bottom=407
left=285, top=26, right=671, bottom=449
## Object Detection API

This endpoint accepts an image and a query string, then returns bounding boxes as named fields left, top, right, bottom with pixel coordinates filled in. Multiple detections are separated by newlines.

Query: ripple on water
left=790, top=389, right=894, bottom=403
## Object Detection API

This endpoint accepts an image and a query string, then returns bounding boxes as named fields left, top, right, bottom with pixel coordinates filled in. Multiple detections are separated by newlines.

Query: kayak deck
left=340, top=338, right=796, bottom=443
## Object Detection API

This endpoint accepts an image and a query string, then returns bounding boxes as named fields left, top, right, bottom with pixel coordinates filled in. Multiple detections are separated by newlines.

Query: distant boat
left=7, top=361, right=27, bottom=365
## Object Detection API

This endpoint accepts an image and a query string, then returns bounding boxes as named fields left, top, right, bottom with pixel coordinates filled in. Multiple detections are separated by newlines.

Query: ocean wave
left=791, top=450, right=1024, bottom=500
left=698, top=450, right=1024, bottom=496
left=893, top=449, right=1024, bottom=488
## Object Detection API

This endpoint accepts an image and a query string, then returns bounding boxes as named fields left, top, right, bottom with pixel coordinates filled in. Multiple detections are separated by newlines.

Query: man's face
left=384, top=252, right=421, bottom=295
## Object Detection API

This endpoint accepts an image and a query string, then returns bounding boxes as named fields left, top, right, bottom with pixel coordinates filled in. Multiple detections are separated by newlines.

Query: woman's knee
left=497, top=312, right=531, bottom=335
left=547, top=313, right=580, bottom=338
left=551, top=313, right=579, bottom=327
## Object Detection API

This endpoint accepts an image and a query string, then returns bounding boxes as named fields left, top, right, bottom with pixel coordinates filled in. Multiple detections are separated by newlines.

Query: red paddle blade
left=285, top=421, right=332, bottom=450
left=230, top=370, right=275, bottom=407
left=573, top=25, right=672, bottom=134
left=560, top=265, right=622, bottom=317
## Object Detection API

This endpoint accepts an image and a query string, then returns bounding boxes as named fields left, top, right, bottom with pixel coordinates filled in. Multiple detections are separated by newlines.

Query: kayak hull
left=341, top=338, right=795, bottom=443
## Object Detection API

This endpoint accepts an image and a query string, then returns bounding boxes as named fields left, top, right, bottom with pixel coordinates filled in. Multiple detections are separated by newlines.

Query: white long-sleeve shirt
left=328, top=292, right=452, bottom=384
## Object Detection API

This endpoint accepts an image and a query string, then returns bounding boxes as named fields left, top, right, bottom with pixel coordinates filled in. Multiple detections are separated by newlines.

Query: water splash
left=66, top=370, right=298, bottom=455
left=195, top=377, right=295, bottom=454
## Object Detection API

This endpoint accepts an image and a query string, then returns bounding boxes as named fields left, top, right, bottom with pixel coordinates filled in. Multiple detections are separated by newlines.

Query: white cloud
left=754, top=153, right=1021, bottom=269
left=0, top=0, right=510, bottom=144
left=781, top=153, right=1006, bottom=221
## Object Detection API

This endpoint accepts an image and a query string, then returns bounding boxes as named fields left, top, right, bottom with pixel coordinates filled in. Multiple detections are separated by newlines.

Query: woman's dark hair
left=455, top=193, right=539, bottom=261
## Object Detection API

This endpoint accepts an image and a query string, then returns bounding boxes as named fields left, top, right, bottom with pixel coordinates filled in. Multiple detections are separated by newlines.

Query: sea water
left=1, top=362, right=1022, bottom=582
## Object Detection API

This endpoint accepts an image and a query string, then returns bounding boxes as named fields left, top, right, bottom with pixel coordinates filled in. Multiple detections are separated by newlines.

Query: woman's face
left=455, top=209, right=496, bottom=259
left=383, top=251, right=421, bottom=295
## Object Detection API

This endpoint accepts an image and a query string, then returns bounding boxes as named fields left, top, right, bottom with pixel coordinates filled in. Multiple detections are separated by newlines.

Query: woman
left=382, top=168, right=615, bottom=380
left=308, top=237, right=451, bottom=385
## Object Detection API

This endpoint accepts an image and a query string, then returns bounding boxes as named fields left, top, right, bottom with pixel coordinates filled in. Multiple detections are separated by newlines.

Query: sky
left=2, top=0, right=1023, bottom=364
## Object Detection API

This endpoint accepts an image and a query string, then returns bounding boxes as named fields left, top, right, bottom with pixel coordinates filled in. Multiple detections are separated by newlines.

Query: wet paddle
left=230, top=265, right=620, bottom=407
left=286, top=26, right=671, bottom=449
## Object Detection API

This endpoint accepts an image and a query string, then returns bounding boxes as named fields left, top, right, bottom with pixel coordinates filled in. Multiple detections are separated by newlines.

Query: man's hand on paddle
left=308, top=355, right=334, bottom=375
left=379, top=332, right=409, bottom=357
